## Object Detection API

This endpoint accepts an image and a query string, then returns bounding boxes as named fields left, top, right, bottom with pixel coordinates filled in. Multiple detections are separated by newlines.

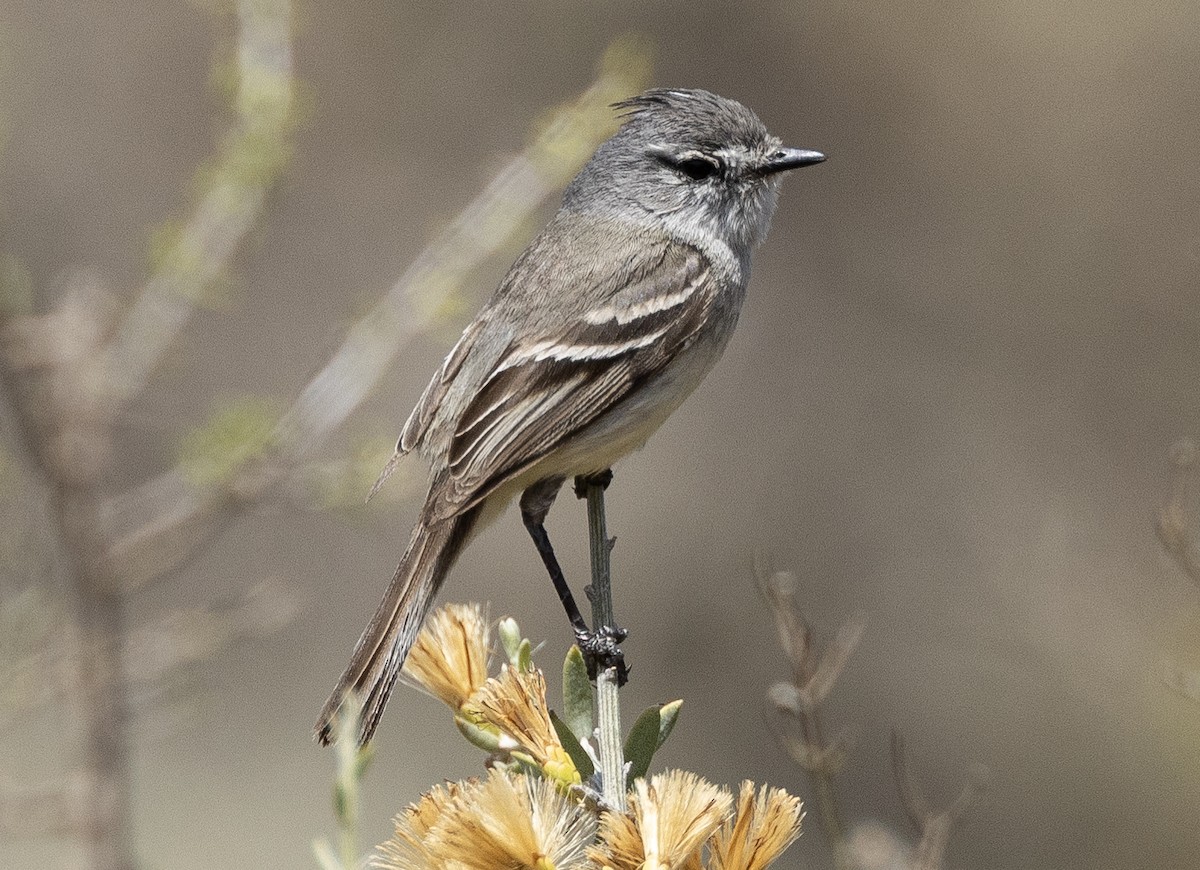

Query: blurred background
left=3, top=1, right=1200, bottom=868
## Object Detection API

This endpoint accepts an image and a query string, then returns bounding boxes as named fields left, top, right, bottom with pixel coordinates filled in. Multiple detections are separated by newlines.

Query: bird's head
left=564, top=88, right=824, bottom=252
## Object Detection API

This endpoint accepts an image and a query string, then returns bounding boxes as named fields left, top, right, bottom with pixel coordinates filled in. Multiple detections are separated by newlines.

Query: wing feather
left=398, top=318, right=485, bottom=455
left=430, top=242, right=716, bottom=517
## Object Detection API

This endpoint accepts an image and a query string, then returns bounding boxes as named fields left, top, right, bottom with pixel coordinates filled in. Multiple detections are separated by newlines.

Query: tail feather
left=315, top=504, right=479, bottom=746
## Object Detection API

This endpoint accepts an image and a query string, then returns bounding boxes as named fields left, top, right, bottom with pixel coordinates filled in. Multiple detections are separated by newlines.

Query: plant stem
left=581, top=478, right=625, bottom=812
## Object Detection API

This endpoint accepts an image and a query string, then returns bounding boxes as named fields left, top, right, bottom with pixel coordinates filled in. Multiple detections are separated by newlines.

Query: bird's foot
left=575, top=623, right=629, bottom=685
left=573, top=469, right=614, bottom=498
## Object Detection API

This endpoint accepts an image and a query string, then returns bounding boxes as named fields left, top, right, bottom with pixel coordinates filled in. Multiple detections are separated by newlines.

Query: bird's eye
left=675, top=155, right=721, bottom=181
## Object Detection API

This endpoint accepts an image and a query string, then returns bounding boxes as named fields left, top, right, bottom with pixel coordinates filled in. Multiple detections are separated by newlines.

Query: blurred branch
left=1156, top=437, right=1200, bottom=585
left=890, top=731, right=987, bottom=870
left=99, top=0, right=296, bottom=407
left=276, top=51, right=646, bottom=457
left=761, top=569, right=864, bottom=861
left=101, top=39, right=652, bottom=588
left=0, top=4, right=298, bottom=867
left=0, top=589, right=77, bottom=726
left=312, top=699, right=372, bottom=870
left=1156, top=438, right=1200, bottom=705
left=1162, top=659, right=1200, bottom=705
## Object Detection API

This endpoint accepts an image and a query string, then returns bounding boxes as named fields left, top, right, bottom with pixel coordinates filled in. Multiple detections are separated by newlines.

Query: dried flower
left=375, top=771, right=595, bottom=870
left=468, top=664, right=580, bottom=786
left=432, top=770, right=595, bottom=869
left=375, top=781, right=465, bottom=869
left=706, top=781, right=803, bottom=870
left=402, top=602, right=491, bottom=710
left=589, top=770, right=732, bottom=870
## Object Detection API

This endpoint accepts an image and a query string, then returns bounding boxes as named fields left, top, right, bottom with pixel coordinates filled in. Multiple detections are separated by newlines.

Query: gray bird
left=316, top=88, right=824, bottom=745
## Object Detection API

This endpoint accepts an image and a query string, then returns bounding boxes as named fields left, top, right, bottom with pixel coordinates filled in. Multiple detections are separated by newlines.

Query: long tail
left=315, top=501, right=480, bottom=746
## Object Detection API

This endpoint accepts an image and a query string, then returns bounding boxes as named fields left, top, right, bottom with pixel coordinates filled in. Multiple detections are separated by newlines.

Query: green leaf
left=620, top=699, right=683, bottom=787
left=657, top=699, right=683, bottom=749
left=177, top=396, right=280, bottom=487
left=516, top=638, right=533, bottom=672
left=498, top=618, right=522, bottom=665
left=562, top=645, right=594, bottom=741
left=550, top=709, right=595, bottom=780
left=455, top=714, right=506, bottom=753
left=624, top=705, right=664, bottom=786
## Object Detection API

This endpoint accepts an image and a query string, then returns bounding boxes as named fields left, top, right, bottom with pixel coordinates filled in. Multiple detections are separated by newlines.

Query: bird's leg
left=520, top=477, right=590, bottom=638
left=574, top=469, right=628, bottom=686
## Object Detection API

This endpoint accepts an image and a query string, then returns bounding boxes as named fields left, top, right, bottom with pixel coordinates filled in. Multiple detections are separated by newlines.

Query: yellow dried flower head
left=588, top=770, right=732, bottom=870
left=401, top=602, right=491, bottom=710
left=375, top=781, right=466, bottom=870
left=467, top=665, right=580, bottom=786
left=429, top=769, right=596, bottom=870
left=706, top=781, right=804, bottom=870
left=375, top=772, right=595, bottom=870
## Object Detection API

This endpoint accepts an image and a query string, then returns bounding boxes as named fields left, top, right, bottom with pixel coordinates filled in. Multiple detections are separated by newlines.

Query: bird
left=315, top=88, right=825, bottom=745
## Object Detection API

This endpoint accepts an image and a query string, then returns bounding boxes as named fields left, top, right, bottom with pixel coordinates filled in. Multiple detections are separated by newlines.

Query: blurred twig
left=761, top=569, right=864, bottom=860
left=313, top=699, right=373, bottom=870
left=890, top=731, right=986, bottom=870
left=0, top=4, right=297, bottom=868
left=1155, top=437, right=1200, bottom=704
left=761, top=570, right=989, bottom=870
left=1156, top=437, right=1200, bottom=586
left=99, top=0, right=296, bottom=407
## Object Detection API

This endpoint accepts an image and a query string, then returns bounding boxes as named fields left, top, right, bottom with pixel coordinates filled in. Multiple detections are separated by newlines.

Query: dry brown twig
left=1156, top=437, right=1200, bottom=586
left=761, top=569, right=866, bottom=857
left=1154, top=438, right=1200, bottom=703
left=890, top=731, right=987, bottom=870
left=762, top=569, right=990, bottom=870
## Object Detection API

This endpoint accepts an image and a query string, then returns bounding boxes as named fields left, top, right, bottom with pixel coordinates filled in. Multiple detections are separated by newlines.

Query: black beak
left=760, top=147, right=826, bottom=175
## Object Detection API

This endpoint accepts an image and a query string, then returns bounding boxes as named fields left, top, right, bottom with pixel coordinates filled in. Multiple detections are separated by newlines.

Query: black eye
left=676, top=155, right=720, bottom=181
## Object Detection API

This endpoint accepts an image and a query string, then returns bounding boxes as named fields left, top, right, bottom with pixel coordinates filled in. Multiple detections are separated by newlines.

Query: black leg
left=520, top=477, right=589, bottom=636
left=522, top=512, right=591, bottom=636
left=522, top=473, right=629, bottom=684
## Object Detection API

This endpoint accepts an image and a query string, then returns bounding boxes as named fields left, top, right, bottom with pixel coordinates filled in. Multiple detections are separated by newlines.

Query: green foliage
left=178, top=397, right=280, bottom=487
left=562, top=645, right=594, bottom=741
left=454, top=712, right=506, bottom=754
left=144, top=0, right=297, bottom=305
left=495, top=614, right=533, bottom=671
left=624, top=700, right=684, bottom=787
left=550, top=709, right=596, bottom=780
left=476, top=623, right=683, bottom=791
left=314, top=699, right=373, bottom=870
